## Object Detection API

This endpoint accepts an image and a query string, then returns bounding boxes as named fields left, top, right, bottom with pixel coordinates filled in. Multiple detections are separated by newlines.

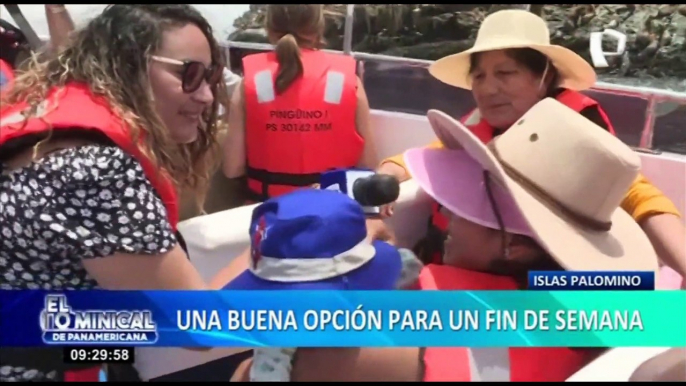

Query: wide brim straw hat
left=404, top=98, right=658, bottom=272
left=429, top=9, right=597, bottom=91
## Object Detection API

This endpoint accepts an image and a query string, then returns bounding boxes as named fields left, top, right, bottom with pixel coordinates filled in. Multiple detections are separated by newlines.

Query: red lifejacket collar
left=0, top=82, right=180, bottom=229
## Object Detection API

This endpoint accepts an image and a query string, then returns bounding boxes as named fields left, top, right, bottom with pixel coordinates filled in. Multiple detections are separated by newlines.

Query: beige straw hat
left=404, top=98, right=658, bottom=272
left=429, top=9, right=597, bottom=91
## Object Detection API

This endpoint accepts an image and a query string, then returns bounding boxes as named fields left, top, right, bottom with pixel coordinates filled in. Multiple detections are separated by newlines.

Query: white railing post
left=343, top=4, right=355, bottom=56
left=639, top=97, right=659, bottom=149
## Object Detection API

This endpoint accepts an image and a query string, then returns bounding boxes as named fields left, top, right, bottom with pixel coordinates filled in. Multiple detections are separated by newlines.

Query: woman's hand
left=375, top=163, right=406, bottom=218
left=311, top=181, right=396, bottom=241
left=379, top=202, right=395, bottom=218
left=366, top=218, right=396, bottom=245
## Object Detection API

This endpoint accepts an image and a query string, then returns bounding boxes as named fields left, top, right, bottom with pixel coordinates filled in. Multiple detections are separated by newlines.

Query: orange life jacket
left=0, top=82, right=180, bottom=229
left=63, top=367, right=103, bottom=382
left=419, top=264, right=602, bottom=381
left=0, top=58, right=14, bottom=91
left=242, top=49, right=363, bottom=201
left=422, top=89, right=614, bottom=265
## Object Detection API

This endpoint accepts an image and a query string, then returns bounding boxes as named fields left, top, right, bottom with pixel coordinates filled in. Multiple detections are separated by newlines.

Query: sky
left=2, top=4, right=251, bottom=41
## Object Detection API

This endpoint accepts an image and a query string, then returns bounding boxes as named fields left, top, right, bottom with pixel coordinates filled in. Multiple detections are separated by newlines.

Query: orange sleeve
left=622, top=173, right=681, bottom=223
left=379, top=140, right=445, bottom=176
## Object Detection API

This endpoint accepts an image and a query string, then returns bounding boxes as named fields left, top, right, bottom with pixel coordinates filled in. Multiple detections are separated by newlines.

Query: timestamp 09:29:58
left=63, top=347, right=135, bottom=364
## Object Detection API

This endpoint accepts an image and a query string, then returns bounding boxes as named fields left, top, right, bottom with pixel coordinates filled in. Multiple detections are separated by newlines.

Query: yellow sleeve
left=379, top=140, right=445, bottom=176
left=621, top=173, right=681, bottom=223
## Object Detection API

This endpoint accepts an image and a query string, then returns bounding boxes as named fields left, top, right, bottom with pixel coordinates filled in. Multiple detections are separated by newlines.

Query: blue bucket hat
left=223, top=189, right=403, bottom=291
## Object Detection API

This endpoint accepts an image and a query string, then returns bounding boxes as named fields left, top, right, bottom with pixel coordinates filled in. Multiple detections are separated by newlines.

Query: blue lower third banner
left=1, top=290, right=684, bottom=348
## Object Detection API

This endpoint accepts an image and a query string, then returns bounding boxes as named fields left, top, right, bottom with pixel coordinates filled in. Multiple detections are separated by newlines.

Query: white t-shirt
left=224, top=67, right=242, bottom=98
left=219, top=67, right=242, bottom=116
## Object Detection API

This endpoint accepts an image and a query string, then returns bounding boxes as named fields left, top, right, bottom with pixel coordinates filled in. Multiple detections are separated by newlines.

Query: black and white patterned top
left=0, top=145, right=178, bottom=382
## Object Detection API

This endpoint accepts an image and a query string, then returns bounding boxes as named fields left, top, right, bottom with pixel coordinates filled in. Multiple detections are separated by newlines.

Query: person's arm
left=83, top=246, right=208, bottom=290
left=354, top=76, right=378, bottom=169
left=63, top=147, right=213, bottom=352
left=50, top=147, right=210, bottom=291
left=45, top=4, right=74, bottom=50
left=629, top=348, right=686, bottom=382
left=623, top=175, right=686, bottom=275
left=376, top=139, right=445, bottom=182
left=290, top=347, right=422, bottom=381
left=230, top=347, right=422, bottom=382
left=223, top=68, right=242, bottom=99
left=209, top=247, right=251, bottom=289
left=223, top=80, right=247, bottom=178
left=581, top=105, right=685, bottom=276
left=374, top=137, right=444, bottom=217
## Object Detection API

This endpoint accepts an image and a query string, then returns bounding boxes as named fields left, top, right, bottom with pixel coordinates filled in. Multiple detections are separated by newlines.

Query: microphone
left=319, top=168, right=400, bottom=214
left=352, top=173, right=400, bottom=207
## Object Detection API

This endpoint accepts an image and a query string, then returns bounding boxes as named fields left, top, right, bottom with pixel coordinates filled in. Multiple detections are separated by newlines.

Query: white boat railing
left=222, top=41, right=686, bottom=102
left=33, top=31, right=686, bottom=104
left=222, top=39, right=686, bottom=152
left=36, top=12, right=686, bottom=152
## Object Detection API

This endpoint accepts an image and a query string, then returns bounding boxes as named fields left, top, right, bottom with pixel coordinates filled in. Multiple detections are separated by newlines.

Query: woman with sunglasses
left=222, top=4, right=379, bottom=202
left=0, top=4, right=253, bottom=382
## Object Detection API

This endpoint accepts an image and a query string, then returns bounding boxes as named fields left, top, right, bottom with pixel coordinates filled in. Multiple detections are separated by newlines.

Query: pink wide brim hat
left=407, top=149, right=534, bottom=238
left=657, top=266, right=684, bottom=290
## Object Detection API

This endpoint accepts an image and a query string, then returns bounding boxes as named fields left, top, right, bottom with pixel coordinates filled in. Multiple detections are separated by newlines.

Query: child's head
left=223, top=188, right=417, bottom=291
left=221, top=188, right=422, bottom=382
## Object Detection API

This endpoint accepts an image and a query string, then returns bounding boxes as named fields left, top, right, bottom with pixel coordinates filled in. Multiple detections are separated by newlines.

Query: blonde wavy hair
left=1, top=4, right=226, bottom=201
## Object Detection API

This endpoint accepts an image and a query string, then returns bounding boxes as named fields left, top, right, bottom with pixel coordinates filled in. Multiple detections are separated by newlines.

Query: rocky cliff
left=230, top=4, right=686, bottom=79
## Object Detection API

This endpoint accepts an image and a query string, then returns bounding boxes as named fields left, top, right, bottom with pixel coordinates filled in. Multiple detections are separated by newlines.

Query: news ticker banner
left=1, top=290, right=684, bottom=348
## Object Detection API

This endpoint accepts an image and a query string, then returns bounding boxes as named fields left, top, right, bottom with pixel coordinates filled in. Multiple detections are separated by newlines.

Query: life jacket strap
left=414, top=207, right=446, bottom=265
left=246, top=166, right=321, bottom=201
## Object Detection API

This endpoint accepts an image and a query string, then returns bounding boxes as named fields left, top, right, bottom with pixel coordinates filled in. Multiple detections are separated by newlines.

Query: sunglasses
left=150, top=55, right=223, bottom=93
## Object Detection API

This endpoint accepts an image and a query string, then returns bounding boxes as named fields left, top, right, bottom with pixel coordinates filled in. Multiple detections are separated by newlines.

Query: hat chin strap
left=537, top=59, right=550, bottom=96
left=251, top=240, right=377, bottom=282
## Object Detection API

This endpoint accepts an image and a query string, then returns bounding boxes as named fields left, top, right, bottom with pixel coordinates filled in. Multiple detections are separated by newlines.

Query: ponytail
left=274, top=34, right=303, bottom=94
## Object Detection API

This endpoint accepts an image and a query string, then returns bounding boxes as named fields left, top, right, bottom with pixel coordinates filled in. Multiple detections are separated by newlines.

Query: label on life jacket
left=242, top=50, right=364, bottom=200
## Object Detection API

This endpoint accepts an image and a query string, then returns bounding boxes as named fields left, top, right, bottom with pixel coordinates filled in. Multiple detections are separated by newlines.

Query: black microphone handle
left=352, top=173, right=401, bottom=207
